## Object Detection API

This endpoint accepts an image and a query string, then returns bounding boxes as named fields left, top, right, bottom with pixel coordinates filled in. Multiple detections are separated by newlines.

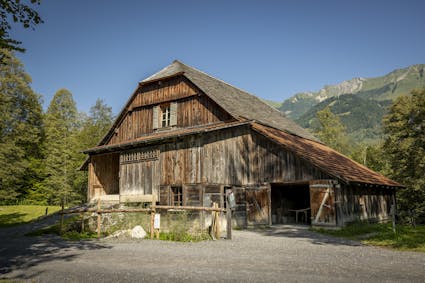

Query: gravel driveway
left=1, top=218, right=424, bottom=283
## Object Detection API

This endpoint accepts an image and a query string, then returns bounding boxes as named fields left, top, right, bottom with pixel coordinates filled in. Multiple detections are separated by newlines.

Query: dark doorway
left=271, top=183, right=311, bottom=225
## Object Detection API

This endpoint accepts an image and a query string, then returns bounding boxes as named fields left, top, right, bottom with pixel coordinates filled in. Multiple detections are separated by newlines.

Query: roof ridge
left=176, top=60, right=289, bottom=117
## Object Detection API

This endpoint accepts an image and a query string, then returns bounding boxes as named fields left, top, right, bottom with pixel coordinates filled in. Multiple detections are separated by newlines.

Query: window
left=161, top=104, right=171, bottom=128
left=171, top=186, right=183, bottom=206
left=153, top=102, right=177, bottom=130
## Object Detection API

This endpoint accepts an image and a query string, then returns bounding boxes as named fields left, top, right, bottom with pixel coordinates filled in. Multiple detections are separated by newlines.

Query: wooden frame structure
left=80, top=61, right=402, bottom=227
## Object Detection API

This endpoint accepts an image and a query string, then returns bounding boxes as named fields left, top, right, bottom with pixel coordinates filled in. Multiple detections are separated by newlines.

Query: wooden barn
left=80, top=60, right=402, bottom=227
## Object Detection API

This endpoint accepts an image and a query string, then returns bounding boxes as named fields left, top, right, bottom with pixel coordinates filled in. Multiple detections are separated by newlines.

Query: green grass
left=25, top=216, right=98, bottom=241
left=0, top=205, right=61, bottom=227
left=313, top=223, right=425, bottom=252
left=158, top=231, right=211, bottom=242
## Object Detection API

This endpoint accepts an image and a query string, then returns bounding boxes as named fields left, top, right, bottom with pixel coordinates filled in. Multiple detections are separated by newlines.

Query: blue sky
left=11, top=0, right=425, bottom=114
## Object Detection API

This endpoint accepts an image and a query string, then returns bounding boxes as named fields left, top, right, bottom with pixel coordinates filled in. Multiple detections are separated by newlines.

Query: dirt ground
left=1, top=217, right=424, bottom=283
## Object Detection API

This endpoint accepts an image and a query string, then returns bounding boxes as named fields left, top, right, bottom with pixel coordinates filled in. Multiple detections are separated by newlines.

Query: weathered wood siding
left=107, top=77, right=231, bottom=145
left=158, top=126, right=330, bottom=186
left=88, top=153, right=119, bottom=199
left=336, top=185, right=394, bottom=225
left=119, top=147, right=160, bottom=197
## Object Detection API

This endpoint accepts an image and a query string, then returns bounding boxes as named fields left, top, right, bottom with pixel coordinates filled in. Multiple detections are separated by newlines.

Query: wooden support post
left=150, top=200, right=156, bottom=239
left=81, top=213, right=85, bottom=233
left=97, top=198, right=101, bottom=239
left=59, top=201, right=64, bottom=235
left=214, top=203, right=220, bottom=239
left=391, top=204, right=396, bottom=234
left=45, top=207, right=48, bottom=216
left=226, top=195, right=232, bottom=240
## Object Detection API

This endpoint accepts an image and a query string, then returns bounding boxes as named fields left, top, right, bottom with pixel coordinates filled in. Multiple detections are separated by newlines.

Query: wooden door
left=309, top=180, right=336, bottom=225
left=246, top=186, right=271, bottom=226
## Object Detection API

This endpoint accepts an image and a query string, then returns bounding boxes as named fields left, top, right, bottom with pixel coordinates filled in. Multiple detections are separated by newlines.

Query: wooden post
left=226, top=193, right=232, bottom=240
left=150, top=209, right=155, bottom=239
left=97, top=198, right=101, bottom=239
left=214, top=203, right=220, bottom=239
left=59, top=201, right=64, bottom=234
left=391, top=204, right=396, bottom=234
left=45, top=207, right=48, bottom=216
left=81, top=213, right=85, bottom=233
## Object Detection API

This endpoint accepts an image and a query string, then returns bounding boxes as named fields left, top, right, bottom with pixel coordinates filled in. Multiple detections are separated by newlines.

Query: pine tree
left=43, top=89, right=80, bottom=205
left=314, top=106, right=351, bottom=155
left=0, top=50, right=43, bottom=203
left=383, top=88, right=425, bottom=223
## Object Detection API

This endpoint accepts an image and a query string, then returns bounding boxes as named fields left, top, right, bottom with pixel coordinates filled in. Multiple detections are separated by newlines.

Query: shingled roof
left=141, top=60, right=318, bottom=141
left=252, top=122, right=402, bottom=187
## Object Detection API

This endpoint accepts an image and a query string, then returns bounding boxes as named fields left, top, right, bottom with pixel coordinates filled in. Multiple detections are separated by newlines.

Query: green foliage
left=158, top=231, right=210, bottom=242
left=0, top=205, right=61, bottom=227
left=349, top=142, right=391, bottom=175
left=313, top=222, right=425, bottom=252
left=383, top=87, right=425, bottom=223
left=73, top=99, right=114, bottom=202
left=313, top=106, right=351, bottom=155
left=43, top=89, right=82, bottom=205
left=297, top=94, right=390, bottom=143
left=0, top=0, right=43, bottom=57
left=282, top=64, right=425, bottom=145
left=0, top=50, right=44, bottom=203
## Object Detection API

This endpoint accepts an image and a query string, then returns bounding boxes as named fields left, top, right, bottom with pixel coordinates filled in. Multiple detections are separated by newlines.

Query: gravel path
left=1, top=219, right=424, bottom=283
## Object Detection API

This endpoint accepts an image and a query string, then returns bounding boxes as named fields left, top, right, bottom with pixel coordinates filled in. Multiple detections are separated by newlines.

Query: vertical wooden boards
left=246, top=187, right=270, bottom=226
left=106, top=77, right=232, bottom=146
left=88, top=153, right=120, bottom=201
left=119, top=148, right=159, bottom=197
left=337, top=185, right=395, bottom=225
left=309, top=180, right=336, bottom=226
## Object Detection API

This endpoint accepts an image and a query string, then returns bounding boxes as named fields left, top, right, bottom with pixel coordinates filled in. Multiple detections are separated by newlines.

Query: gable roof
left=251, top=122, right=402, bottom=188
left=141, top=60, right=318, bottom=141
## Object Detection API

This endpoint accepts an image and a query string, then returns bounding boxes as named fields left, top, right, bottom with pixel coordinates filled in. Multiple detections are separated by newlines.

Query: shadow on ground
left=0, top=214, right=111, bottom=280
left=250, top=224, right=363, bottom=247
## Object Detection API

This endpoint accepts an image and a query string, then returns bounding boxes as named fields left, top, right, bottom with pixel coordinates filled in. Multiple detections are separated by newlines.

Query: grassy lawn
left=313, top=223, right=425, bottom=252
left=0, top=205, right=61, bottom=227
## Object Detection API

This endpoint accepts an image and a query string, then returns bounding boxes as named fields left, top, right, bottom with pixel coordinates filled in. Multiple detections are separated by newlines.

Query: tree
left=43, top=89, right=81, bottom=205
left=78, top=99, right=114, bottom=151
left=0, top=49, right=43, bottom=203
left=0, top=0, right=43, bottom=58
left=383, top=87, right=425, bottom=223
left=74, top=99, right=114, bottom=202
left=314, top=106, right=351, bottom=155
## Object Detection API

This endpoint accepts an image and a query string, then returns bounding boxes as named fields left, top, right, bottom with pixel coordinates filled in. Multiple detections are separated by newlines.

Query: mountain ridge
left=263, top=63, right=425, bottom=144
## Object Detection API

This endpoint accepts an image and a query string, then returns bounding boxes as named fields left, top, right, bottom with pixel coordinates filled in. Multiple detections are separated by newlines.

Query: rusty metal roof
left=251, top=122, right=402, bottom=187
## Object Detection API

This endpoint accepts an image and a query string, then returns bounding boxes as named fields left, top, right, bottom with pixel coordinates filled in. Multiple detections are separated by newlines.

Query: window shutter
left=159, top=186, right=170, bottom=205
left=170, top=101, right=177, bottom=126
left=152, top=105, right=159, bottom=129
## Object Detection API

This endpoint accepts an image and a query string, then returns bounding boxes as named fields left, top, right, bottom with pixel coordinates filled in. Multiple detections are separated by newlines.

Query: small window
left=161, top=104, right=171, bottom=128
left=171, top=186, right=183, bottom=206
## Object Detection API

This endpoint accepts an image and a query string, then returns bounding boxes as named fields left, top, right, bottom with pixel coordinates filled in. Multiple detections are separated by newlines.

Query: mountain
left=276, top=64, right=425, bottom=144
left=279, top=64, right=425, bottom=120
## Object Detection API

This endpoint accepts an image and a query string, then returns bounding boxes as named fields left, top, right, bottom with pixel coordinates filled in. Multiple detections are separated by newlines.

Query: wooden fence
left=59, top=199, right=230, bottom=240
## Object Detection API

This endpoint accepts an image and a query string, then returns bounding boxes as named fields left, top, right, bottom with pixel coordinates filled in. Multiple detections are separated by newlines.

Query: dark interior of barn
left=271, top=183, right=311, bottom=225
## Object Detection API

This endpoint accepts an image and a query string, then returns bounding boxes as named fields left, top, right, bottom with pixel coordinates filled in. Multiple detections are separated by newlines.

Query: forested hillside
left=275, top=64, right=425, bottom=144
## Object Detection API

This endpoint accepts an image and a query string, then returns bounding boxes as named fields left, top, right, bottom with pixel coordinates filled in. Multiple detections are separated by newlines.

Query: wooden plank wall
left=158, top=126, right=330, bottom=186
left=337, top=185, right=394, bottom=224
left=88, top=153, right=120, bottom=199
left=107, top=77, right=231, bottom=145
left=119, top=159, right=160, bottom=196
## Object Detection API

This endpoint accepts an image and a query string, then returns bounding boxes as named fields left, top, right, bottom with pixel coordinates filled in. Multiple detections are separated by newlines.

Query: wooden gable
left=106, top=76, right=233, bottom=145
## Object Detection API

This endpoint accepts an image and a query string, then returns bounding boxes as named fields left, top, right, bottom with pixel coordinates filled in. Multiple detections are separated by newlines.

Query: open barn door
left=310, top=180, right=336, bottom=226
left=246, top=186, right=271, bottom=226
